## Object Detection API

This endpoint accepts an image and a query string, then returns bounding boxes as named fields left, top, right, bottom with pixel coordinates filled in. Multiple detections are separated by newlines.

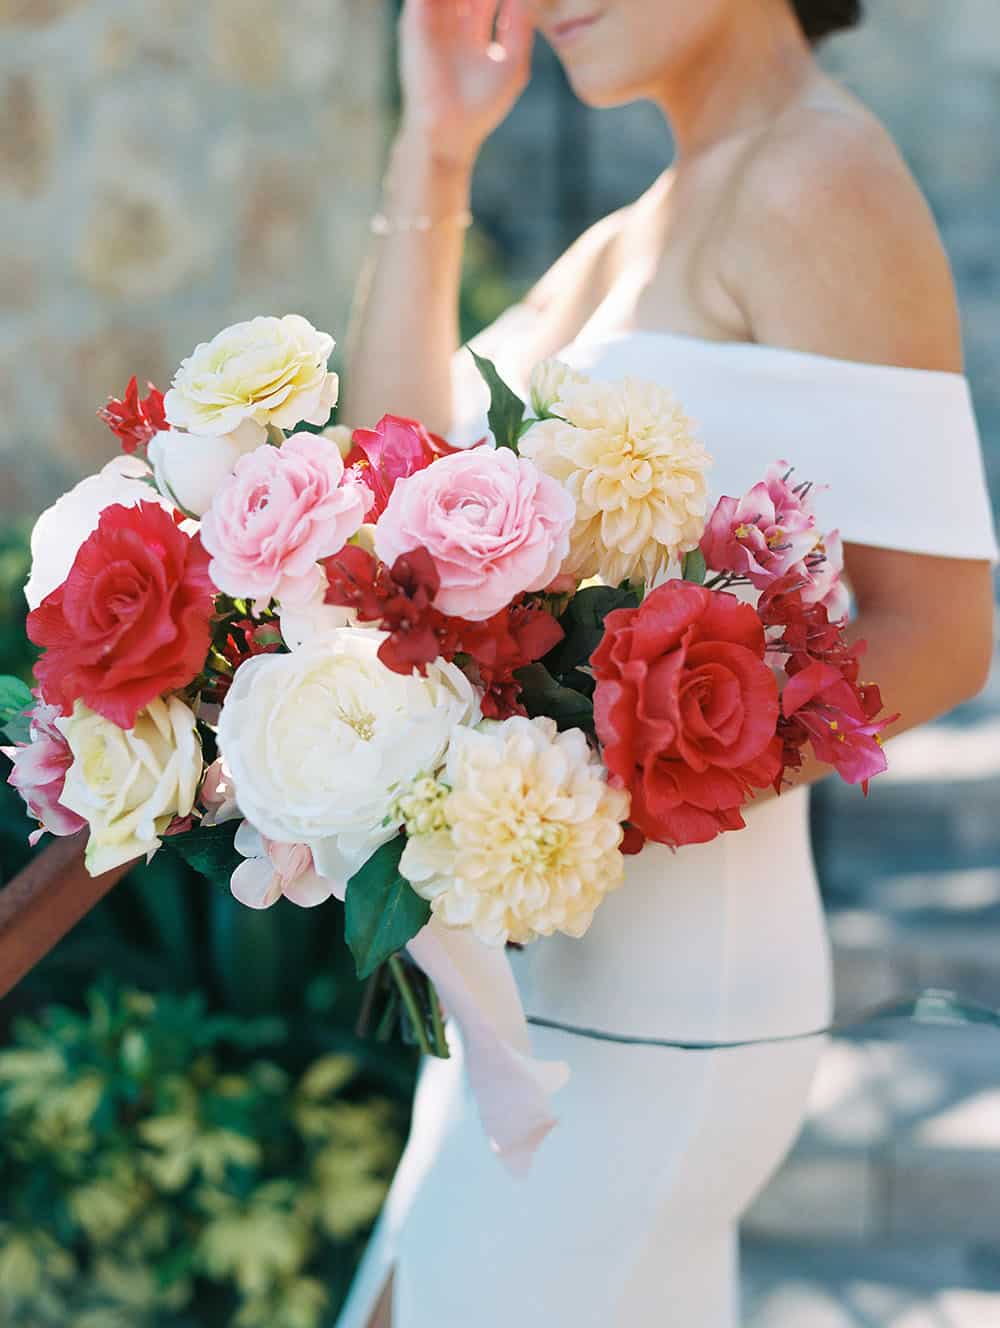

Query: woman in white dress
left=336, top=2, right=997, bottom=1325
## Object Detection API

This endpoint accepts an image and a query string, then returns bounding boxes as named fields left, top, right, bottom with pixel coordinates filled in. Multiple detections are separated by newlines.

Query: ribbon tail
left=407, top=917, right=570, bottom=1177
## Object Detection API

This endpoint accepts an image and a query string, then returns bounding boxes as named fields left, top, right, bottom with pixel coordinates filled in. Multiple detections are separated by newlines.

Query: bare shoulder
left=724, top=98, right=962, bottom=371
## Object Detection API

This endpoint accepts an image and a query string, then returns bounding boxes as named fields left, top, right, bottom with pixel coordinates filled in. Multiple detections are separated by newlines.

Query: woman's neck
left=651, top=6, right=818, bottom=158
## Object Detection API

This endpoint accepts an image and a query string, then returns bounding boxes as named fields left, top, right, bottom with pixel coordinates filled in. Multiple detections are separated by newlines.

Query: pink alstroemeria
left=701, top=464, right=818, bottom=587
left=346, top=414, right=459, bottom=521
left=229, top=821, right=333, bottom=910
left=3, top=700, right=86, bottom=846
left=798, top=529, right=850, bottom=623
left=781, top=660, right=892, bottom=788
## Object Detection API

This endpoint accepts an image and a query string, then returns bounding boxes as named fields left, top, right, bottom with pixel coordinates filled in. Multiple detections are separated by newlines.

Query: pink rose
left=200, top=432, right=370, bottom=607
left=3, top=700, right=86, bottom=846
left=229, top=821, right=333, bottom=909
left=374, top=447, right=575, bottom=622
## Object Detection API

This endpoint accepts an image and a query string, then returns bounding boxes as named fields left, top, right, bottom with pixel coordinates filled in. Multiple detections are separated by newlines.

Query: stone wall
left=3, top=2, right=998, bottom=517
left=0, top=0, right=391, bottom=516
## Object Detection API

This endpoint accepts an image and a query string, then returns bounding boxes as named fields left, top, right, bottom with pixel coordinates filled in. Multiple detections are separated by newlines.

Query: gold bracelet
left=370, top=209, right=474, bottom=237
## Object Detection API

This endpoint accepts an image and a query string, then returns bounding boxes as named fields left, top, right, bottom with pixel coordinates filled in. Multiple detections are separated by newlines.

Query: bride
left=336, top=2, right=997, bottom=1325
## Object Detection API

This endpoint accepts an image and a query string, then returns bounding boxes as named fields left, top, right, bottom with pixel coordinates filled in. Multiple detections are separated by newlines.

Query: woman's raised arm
left=340, top=0, right=533, bottom=435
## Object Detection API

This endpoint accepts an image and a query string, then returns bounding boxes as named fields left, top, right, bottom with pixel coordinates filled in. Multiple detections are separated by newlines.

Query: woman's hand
left=399, top=0, right=534, bottom=168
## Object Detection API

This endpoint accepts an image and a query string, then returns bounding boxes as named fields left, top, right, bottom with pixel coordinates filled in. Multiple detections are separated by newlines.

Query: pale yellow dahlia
left=399, top=717, right=630, bottom=947
left=520, top=375, right=711, bottom=586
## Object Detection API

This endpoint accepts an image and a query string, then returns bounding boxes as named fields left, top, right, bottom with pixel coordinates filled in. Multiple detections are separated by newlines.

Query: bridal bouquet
left=2, top=314, right=893, bottom=1162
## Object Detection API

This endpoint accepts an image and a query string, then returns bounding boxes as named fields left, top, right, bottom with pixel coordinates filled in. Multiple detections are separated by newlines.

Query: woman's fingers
left=494, top=0, right=534, bottom=63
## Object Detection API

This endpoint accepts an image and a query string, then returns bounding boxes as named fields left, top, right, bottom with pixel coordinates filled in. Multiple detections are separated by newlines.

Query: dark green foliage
left=345, top=838, right=431, bottom=980
left=467, top=348, right=526, bottom=452
left=0, top=675, right=33, bottom=743
left=682, top=548, right=707, bottom=585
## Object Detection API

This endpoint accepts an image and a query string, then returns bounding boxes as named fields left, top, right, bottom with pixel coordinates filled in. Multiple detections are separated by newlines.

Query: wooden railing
left=0, top=835, right=133, bottom=1000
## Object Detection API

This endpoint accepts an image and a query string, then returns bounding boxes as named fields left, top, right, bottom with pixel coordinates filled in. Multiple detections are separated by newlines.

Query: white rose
left=528, top=358, right=587, bottom=418
left=275, top=577, right=356, bottom=651
left=164, top=314, right=340, bottom=443
left=24, top=455, right=170, bottom=610
left=216, top=630, right=479, bottom=889
left=57, top=697, right=202, bottom=876
left=147, top=428, right=262, bottom=518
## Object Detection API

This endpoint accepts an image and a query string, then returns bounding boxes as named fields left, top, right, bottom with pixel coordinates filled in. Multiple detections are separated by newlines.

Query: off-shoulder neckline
left=565, top=325, right=969, bottom=384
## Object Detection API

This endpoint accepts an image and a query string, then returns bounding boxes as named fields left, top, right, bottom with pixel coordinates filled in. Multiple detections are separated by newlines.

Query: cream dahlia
left=399, top=717, right=630, bottom=947
left=520, top=374, right=710, bottom=586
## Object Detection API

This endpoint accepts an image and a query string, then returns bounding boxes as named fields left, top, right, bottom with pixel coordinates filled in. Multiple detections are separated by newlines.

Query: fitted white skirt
left=336, top=787, right=832, bottom=1328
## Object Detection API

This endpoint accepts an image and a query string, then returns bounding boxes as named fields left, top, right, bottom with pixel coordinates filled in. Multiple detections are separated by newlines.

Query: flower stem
left=429, top=981, right=450, bottom=1059
left=388, top=955, right=433, bottom=1057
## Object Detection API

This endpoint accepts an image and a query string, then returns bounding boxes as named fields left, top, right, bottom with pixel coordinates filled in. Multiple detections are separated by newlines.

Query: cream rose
left=164, top=314, right=339, bottom=443
left=216, top=630, right=479, bottom=889
left=57, top=697, right=202, bottom=876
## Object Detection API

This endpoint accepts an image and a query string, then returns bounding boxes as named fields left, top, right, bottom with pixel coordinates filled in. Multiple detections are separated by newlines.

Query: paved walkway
left=741, top=641, right=1000, bottom=1324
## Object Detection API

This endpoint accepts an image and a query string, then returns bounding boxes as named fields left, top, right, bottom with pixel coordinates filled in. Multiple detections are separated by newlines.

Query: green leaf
left=467, top=347, right=526, bottom=452
left=345, top=837, right=430, bottom=980
left=0, top=674, right=33, bottom=744
left=543, top=585, right=641, bottom=681
left=162, top=820, right=242, bottom=892
left=682, top=548, right=707, bottom=585
left=514, top=662, right=595, bottom=734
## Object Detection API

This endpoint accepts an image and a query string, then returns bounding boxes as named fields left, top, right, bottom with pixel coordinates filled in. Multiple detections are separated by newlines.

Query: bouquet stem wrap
left=407, top=919, right=570, bottom=1175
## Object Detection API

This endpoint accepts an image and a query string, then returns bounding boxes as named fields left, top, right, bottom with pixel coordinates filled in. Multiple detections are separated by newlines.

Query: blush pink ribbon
left=407, top=918, right=570, bottom=1176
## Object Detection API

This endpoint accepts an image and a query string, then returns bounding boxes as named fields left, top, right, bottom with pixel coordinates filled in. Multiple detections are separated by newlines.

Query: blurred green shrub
left=0, top=520, right=33, bottom=685
left=0, top=982, right=404, bottom=1328
left=460, top=224, right=526, bottom=344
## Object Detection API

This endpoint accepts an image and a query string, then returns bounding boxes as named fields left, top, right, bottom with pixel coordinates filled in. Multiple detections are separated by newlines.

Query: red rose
left=28, top=502, right=214, bottom=729
left=592, top=581, right=782, bottom=847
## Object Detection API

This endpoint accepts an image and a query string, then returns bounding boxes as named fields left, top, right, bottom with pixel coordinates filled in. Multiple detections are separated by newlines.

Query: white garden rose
left=147, top=428, right=262, bottom=518
left=24, top=455, right=168, bottom=610
left=216, top=630, right=480, bottom=888
left=520, top=375, right=710, bottom=587
left=57, top=697, right=201, bottom=876
left=528, top=357, right=586, bottom=418
left=399, top=717, right=630, bottom=947
left=164, top=314, right=339, bottom=443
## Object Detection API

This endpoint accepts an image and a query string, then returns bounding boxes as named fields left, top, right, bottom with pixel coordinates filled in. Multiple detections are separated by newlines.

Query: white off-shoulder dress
left=336, top=316, right=997, bottom=1328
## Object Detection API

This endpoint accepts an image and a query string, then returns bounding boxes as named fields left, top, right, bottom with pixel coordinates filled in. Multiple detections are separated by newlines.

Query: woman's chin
left=561, top=64, right=638, bottom=109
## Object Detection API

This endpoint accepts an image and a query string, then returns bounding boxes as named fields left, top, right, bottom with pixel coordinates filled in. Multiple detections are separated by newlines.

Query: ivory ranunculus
left=24, top=456, right=170, bottom=611
left=520, top=375, right=710, bottom=587
left=216, top=630, right=479, bottom=889
left=164, top=315, right=339, bottom=443
left=147, top=428, right=262, bottom=518
left=56, top=697, right=202, bottom=876
left=399, top=717, right=630, bottom=947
